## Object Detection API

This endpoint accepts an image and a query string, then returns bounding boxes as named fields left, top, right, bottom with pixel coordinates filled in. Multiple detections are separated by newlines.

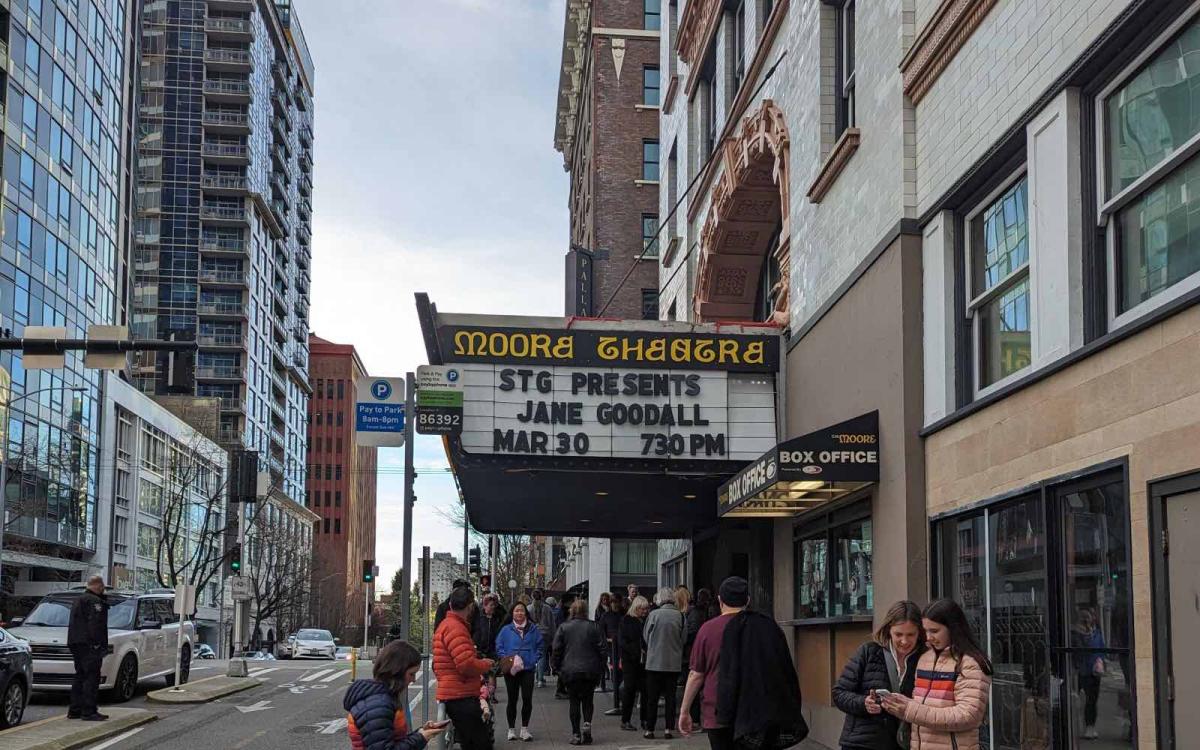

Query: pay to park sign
left=416, top=365, right=464, bottom=435
left=356, top=377, right=406, bottom=447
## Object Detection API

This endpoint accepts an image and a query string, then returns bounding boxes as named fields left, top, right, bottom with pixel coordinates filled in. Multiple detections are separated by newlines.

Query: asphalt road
left=22, top=658, right=443, bottom=750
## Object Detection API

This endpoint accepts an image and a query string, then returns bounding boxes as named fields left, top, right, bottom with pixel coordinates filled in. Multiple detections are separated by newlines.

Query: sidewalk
left=490, top=678, right=829, bottom=750
left=0, top=707, right=155, bottom=750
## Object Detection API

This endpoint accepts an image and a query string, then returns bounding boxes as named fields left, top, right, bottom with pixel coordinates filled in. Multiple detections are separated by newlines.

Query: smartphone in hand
left=873, top=689, right=892, bottom=703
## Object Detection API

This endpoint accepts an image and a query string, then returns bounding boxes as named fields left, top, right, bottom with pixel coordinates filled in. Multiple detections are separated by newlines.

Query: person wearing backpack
left=881, top=599, right=992, bottom=750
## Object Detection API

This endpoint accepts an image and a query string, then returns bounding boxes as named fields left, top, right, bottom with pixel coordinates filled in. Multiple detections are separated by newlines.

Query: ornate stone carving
left=676, top=0, right=720, bottom=66
left=901, top=0, right=999, bottom=104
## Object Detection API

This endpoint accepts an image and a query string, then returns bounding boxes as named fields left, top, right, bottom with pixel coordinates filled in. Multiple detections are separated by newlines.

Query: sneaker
left=81, top=713, right=109, bottom=722
left=620, top=723, right=638, bottom=732
left=604, top=708, right=622, bottom=716
left=507, top=729, right=518, bottom=741
left=644, top=731, right=655, bottom=740
left=569, top=735, right=583, bottom=746
left=66, top=712, right=81, bottom=720
left=582, top=723, right=593, bottom=745
left=520, top=728, right=534, bottom=742
left=1084, top=726, right=1098, bottom=740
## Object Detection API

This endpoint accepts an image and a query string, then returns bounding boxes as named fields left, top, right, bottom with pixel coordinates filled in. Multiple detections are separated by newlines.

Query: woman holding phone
left=881, top=599, right=992, bottom=750
left=832, top=601, right=924, bottom=750
left=345, top=639, right=449, bottom=750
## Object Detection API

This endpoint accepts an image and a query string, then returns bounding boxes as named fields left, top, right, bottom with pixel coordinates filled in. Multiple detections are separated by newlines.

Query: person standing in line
left=495, top=602, right=543, bottom=742
left=831, top=601, right=924, bottom=750
left=626, top=583, right=640, bottom=603
left=643, top=588, right=685, bottom=740
left=434, top=587, right=495, bottom=750
left=435, top=578, right=473, bottom=631
left=474, top=593, right=507, bottom=701
left=881, top=599, right=991, bottom=750
left=618, top=596, right=650, bottom=732
left=68, top=575, right=110, bottom=721
left=682, top=588, right=713, bottom=726
left=602, top=595, right=626, bottom=716
left=528, top=590, right=554, bottom=689
left=553, top=599, right=608, bottom=745
left=345, top=639, right=449, bottom=750
left=546, top=596, right=569, bottom=699
left=682, top=576, right=808, bottom=750
left=678, top=578, right=746, bottom=748
left=593, top=592, right=612, bottom=694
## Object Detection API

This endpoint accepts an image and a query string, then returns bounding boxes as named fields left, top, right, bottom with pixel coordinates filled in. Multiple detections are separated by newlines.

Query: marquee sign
left=437, top=325, right=780, bottom=373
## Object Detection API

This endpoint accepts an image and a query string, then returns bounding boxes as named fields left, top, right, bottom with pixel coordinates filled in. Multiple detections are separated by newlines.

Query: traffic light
left=480, top=574, right=492, bottom=589
left=229, top=544, right=242, bottom=574
left=468, top=546, right=481, bottom=576
left=362, top=559, right=375, bottom=584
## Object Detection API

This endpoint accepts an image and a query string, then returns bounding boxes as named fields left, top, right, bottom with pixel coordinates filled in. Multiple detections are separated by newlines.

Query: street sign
left=356, top=377, right=406, bottom=447
left=230, top=575, right=252, bottom=601
left=23, top=326, right=67, bottom=369
left=415, top=365, right=463, bottom=435
left=173, top=584, right=197, bottom=615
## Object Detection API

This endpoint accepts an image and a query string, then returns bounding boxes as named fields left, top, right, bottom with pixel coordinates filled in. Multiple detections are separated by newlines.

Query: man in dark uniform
left=67, top=575, right=109, bottom=721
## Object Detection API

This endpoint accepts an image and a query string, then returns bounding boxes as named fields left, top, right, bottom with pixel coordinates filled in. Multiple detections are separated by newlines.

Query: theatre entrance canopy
left=416, top=294, right=781, bottom=537
left=718, top=412, right=880, bottom=519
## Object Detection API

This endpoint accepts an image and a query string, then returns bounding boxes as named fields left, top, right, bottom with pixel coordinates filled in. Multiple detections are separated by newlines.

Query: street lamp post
left=0, top=385, right=87, bottom=599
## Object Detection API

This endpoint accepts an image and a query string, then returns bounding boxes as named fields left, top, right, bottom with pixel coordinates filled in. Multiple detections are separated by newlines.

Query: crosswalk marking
left=248, top=668, right=280, bottom=677
left=320, top=669, right=347, bottom=683
left=301, top=668, right=335, bottom=682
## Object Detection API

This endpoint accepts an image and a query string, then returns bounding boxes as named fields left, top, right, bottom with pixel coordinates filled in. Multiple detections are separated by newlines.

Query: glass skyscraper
left=0, top=0, right=137, bottom=609
left=133, top=0, right=312, bottom=504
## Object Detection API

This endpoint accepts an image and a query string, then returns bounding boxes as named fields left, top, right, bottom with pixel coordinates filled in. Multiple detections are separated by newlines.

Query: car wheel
left=0, top=677, right=26, bottom=729
left=112, top=654, right=138, bottom=702
left=164, top=646, right=191, bottom=686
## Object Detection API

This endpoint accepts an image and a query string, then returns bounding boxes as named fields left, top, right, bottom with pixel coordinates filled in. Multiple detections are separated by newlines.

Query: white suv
left=11, top=590, right=195, bottom=701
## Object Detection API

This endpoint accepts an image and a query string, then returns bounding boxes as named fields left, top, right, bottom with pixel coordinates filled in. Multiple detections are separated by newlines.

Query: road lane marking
left=88, top=727, right=144, bottom=750
left=300, top=668, right=335, bottom=682
left=320, top=670, right=346, bottom=683
left=247, top=667, right=280, bottom=676
left=235, top=699, right=274, bottom=713
left=309, top=718, right=348, bottom=734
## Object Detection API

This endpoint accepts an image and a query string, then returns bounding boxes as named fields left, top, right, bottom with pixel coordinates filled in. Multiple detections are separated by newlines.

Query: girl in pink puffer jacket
left=881, top=599, right=992, bottom=750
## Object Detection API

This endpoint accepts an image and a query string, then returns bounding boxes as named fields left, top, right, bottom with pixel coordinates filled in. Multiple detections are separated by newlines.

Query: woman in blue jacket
left=496, top=602, right=545, bottom=741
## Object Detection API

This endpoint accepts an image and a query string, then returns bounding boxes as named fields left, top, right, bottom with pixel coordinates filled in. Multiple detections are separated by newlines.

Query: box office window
left=794, top=502, right=872, bottom=620
left=932, top=468, right=1134, bottom=749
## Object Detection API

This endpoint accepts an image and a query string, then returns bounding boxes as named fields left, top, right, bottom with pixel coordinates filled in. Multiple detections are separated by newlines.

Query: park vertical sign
left=416, top=365, right=464, bottom=435
left=356, top=377, right=406, bottom=447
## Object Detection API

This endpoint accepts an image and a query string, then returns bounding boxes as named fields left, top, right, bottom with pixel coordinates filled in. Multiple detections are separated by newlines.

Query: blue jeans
left=535, top=650, right=547, bottom=683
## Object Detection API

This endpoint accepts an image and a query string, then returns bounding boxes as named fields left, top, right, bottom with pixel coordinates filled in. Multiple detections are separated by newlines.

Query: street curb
left=146, top=675, right=263, bottom=703
left=0, top=708, right=156, bottom=750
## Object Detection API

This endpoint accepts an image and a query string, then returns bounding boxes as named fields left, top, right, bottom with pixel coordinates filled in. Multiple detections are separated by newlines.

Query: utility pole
left=421, top=546, right=431, bottom=724
left=399, top=371, right=416, bottom=641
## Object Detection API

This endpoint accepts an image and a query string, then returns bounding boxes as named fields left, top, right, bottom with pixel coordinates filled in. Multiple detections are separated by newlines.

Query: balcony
left=198, top=268, right=249, bottom=286
left=298, top=172, right=312, bottom=197
left=271, top=116, right=288, bottom=143
left=299, top=123, right=313, bottom=147
left=204, top=48, right=252, bottom=71
left=218, top=426, right=243, bottom=444
left=197, top=300, right=247, bottom=318
left=291, top=350, right=307, bottom=369
left=272, top=60, right=289, bottom=88
left=272, top=316, right=288, bottom=344
left=270, top=370, right=287, bottom=397
left=200, top=236, right=247, bottom=256
left=271, top=143, right=287, bottom=169
left=201, top=203, right=248, bottom=225
left=197, top=333, right=245, bottom=348
left=219, top=397, right=245, bottom=413
left=208, top=0, right=254, bottom=10
left=268, top=394, right=286, bottom=419
left=201, top=172, right=248, bottom=194
left=202, top=78, right=250, bottom=103
left=205, top=17, right=253, bottom=40
left=196, top=364, right=244, bottom=381
left=202, top=110, right=251, bottom=134
left=296, top=249, right=310, bottom=270
left=271, top=200, right=290, bottom=235
left=270, top=171, right=287, bottom=197
left=202, top=142, right=249, bottom=163
left=297, top=196, right=311, bottom=221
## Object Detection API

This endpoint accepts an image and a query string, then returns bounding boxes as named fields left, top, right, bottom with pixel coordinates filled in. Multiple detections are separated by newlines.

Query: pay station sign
left=356, top=377, right=406, bottom=447
left=416, top=365, right=463, bottom=435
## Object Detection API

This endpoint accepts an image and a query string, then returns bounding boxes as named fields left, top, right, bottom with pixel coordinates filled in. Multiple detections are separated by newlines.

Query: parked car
left=291, top=628, right=337, bottom=659
left=278, top=633, right=296, bottom=659
left=196, top=644, right=216, bottom=660
left=0, top=626, right=32, bottom=728
left=10, top=589, right=195, bottom=702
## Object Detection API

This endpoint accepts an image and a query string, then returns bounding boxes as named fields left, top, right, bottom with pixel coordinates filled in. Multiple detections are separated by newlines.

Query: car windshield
left=296, top=629, right=333, bottom=641
left=22, top=595, right=136, bottom=630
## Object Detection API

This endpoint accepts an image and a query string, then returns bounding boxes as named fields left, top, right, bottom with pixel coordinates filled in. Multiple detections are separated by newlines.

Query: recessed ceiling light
left=580, top=519, right=592, bottom=523
left=650, top=520, right=663, bottom=525
left=595, top=491, right=609, bottom=496
left=683, top=494, right=697, bottom=499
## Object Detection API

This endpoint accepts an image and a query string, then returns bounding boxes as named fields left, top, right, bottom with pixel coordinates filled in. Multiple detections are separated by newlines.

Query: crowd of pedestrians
left=346, top=577, right=993, bottom=750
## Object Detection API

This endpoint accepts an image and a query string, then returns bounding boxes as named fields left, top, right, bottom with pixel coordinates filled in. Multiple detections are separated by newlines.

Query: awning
left=718, top=412, right=880, bottom=518
left=1, top=549, right=91, bottom=572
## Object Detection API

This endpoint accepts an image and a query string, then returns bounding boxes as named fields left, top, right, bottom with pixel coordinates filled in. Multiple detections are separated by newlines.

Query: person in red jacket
left=435, top=586, right=495, bottom=750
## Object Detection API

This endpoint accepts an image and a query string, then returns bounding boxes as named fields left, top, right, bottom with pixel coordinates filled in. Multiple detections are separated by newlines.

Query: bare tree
left=434, top=503, right=534, bottom=607
left=246, top=500, right=312, bottom=643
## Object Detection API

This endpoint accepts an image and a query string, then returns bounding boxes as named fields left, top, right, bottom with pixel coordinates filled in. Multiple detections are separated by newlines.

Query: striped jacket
left=903, top=649, right=990, bottom=750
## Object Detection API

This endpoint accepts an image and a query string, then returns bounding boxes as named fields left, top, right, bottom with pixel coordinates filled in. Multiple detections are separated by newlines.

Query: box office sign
left=437, top=325, right=780, bottom=373
left=454, top=364, right=776, bottom=462
left=719, top=411, right=880, bottom=515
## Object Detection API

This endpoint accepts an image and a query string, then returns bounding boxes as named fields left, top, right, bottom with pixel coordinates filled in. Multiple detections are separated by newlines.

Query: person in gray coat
left=642, top=587, right=685, bottom=739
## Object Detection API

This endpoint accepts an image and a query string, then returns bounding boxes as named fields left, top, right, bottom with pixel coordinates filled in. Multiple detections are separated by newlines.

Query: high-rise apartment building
left=132, top=0, right=314, bottom=505
left=306, top=334, right=376, bottom=638
left=555, top=0, right=661, bottom=322
left=427, top=551, right=463, bottom=604
left=0, top=0, right=140, bottom=615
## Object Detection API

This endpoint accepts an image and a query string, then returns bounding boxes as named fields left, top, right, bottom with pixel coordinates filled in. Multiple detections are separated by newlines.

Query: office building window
left=324, top=491, right=331, bottom=507
left=830, top=0, right=856, bottom=136
left=642, top=214, right=659, bottom=257
left=732, top=1, right=746, bottom=96
left=969, top=173, right=1031, bottom=390
left=644, top=0, right=660, bottom=30
left=612, top=540, right=657, bottom=575
left=1104, top=15, right=1200, bottom=315
left=337, top=380, right=344, bottom=399
left=641, top=289, right=659, bottom=320
left=323, top=517, right=330, bottom=534
left=643, top=66, right=660, bottom=106
left=642, top=140, right=660, bottom=181
left=335, top=491, right=342, bottom=507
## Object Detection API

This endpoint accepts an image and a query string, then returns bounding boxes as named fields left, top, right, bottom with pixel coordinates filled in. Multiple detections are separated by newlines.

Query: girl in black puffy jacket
left=832, top=601, right=924, bottom=750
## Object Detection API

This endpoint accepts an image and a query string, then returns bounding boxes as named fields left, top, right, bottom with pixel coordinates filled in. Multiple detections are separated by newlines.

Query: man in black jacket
left=67, top=575, right=110, bottom=721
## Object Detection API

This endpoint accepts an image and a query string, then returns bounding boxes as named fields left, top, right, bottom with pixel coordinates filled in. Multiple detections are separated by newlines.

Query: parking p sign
left=416, top=365, right=464, bottom=435
left=356, top=376, right=406, bottom=447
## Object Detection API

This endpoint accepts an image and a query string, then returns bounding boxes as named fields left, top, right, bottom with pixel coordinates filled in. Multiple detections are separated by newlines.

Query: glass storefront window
left=793, top=503, right=872, bottom=621
left=796, top=536, right=828, bottom=619
left=832, top=519, right=872, bottom=616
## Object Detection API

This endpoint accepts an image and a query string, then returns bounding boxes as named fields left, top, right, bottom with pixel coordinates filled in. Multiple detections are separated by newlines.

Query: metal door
left=1168, top=491, right=1199, bottom=749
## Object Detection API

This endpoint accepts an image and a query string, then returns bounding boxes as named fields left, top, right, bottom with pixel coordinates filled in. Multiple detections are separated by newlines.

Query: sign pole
left=363, top=581, right=370, bottom=655
left=421, top=546, right=431, bottom=724
left=399, top=372, right=415, bottom=641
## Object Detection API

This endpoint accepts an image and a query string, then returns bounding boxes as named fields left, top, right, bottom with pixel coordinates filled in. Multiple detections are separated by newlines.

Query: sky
left=300, top=0, right=569, bottom=592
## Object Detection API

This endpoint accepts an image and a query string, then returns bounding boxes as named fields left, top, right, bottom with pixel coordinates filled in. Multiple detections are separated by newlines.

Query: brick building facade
left=306, top=334, right=377, bottom=641
left=555, top=0, right=662, bottom=321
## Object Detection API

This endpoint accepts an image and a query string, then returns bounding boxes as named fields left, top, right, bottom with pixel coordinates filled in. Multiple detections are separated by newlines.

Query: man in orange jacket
left=434, top=586, right=495, bottom=750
